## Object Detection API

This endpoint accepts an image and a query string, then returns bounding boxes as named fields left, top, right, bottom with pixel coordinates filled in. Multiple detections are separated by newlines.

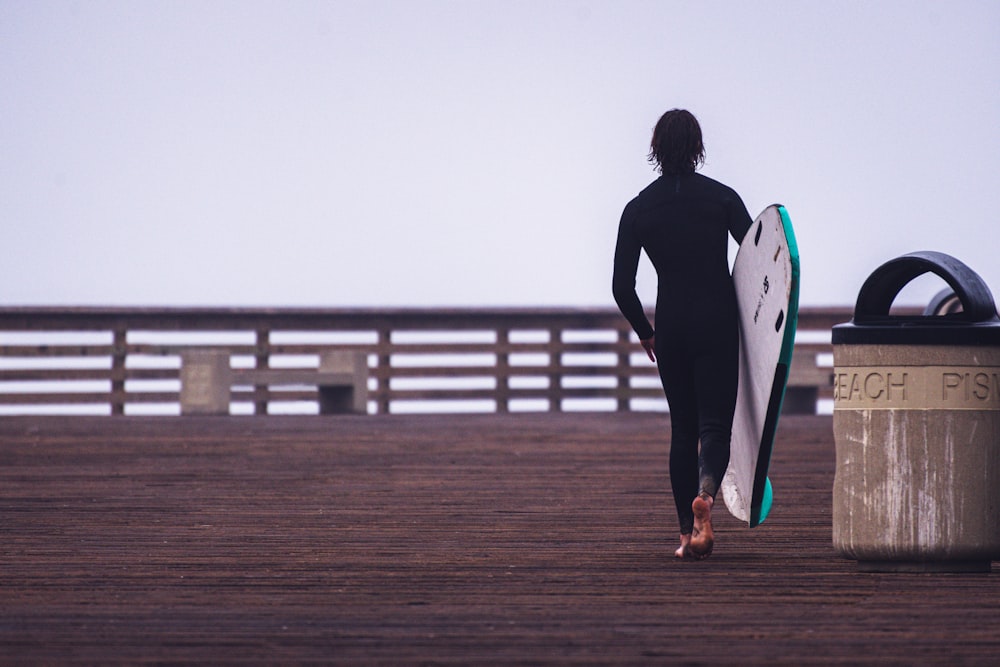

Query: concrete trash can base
left=832, top=251, right=1000, bottom=573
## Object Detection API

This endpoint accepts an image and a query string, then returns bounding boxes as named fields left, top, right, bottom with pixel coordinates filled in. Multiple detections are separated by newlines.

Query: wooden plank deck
left=1, top=413, right=997, bottom=665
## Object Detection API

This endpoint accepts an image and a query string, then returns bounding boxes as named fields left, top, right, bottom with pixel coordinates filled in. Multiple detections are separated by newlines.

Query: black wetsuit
left=612, top=172, right=752, bottom=534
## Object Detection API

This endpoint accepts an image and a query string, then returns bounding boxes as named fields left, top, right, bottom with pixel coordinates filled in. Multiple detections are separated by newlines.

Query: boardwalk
left=1, top=413, right=998, bottom=665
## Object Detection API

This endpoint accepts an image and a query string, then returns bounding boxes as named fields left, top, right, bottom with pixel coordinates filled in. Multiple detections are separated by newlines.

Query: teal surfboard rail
left=777, top=205, right=801, bottom=374
left=753, top=204, right=800, bottom=526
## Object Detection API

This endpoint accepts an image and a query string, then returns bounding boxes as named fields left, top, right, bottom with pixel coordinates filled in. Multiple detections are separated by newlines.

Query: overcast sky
left=3, top=0, right=998, bottom=311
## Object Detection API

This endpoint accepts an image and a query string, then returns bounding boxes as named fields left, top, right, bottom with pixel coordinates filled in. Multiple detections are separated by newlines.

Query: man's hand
left=640, top=336, right=656, bottom=363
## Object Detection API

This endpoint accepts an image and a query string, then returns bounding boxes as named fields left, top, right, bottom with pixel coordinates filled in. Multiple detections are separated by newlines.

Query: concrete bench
left=180, top=349, right=368, bottom=416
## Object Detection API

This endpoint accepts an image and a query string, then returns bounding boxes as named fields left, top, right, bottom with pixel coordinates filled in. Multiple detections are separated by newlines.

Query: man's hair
left=648, top=109, right=705, bottom=175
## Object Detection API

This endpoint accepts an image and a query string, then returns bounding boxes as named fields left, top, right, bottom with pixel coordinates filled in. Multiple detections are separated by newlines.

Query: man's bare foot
left=674, top=533, right=692, bottom=559
left=690, top=493, right=714, bottom=558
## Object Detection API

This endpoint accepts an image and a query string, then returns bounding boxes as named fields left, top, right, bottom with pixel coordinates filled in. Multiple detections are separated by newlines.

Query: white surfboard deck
left=722, top=204, right=799, bottom=527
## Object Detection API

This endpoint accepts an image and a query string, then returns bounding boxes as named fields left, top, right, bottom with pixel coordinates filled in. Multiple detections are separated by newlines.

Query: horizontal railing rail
left=0, top=306, right=857, bottom=416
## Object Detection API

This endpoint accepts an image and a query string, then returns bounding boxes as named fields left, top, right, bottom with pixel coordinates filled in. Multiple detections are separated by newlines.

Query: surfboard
left=721, top=204, right=800, bottom=527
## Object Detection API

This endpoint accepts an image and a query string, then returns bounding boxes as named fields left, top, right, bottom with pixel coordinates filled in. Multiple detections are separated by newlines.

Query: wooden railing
left=0, top=307, right=852, bottom=416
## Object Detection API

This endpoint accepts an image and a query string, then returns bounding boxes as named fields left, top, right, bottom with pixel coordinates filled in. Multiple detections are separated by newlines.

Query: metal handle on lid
left=853, top=251, right=998, bottom=324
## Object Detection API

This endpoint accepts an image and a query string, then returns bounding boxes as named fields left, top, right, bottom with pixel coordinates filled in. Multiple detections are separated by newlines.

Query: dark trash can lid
left=833, top=251, right=1000, bottom=346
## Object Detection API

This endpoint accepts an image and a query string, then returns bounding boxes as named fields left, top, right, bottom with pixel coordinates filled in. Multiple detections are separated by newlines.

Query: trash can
left=924, top=288, right=963, bottom=316
left=832, top=251, right=1000, bottom=572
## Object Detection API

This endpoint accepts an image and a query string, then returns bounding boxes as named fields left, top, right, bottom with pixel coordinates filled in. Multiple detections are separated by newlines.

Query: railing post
left=496, top=327, right=510, bottom=414
left=549, top=325, right=561, bottom=412
left=254, top=327, right=269, bottom=415
left=110, top=327, right=127, bottom=416
left=617, top=327, right=631, bottom=412
left=377, top=328, right=391, bottom=415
